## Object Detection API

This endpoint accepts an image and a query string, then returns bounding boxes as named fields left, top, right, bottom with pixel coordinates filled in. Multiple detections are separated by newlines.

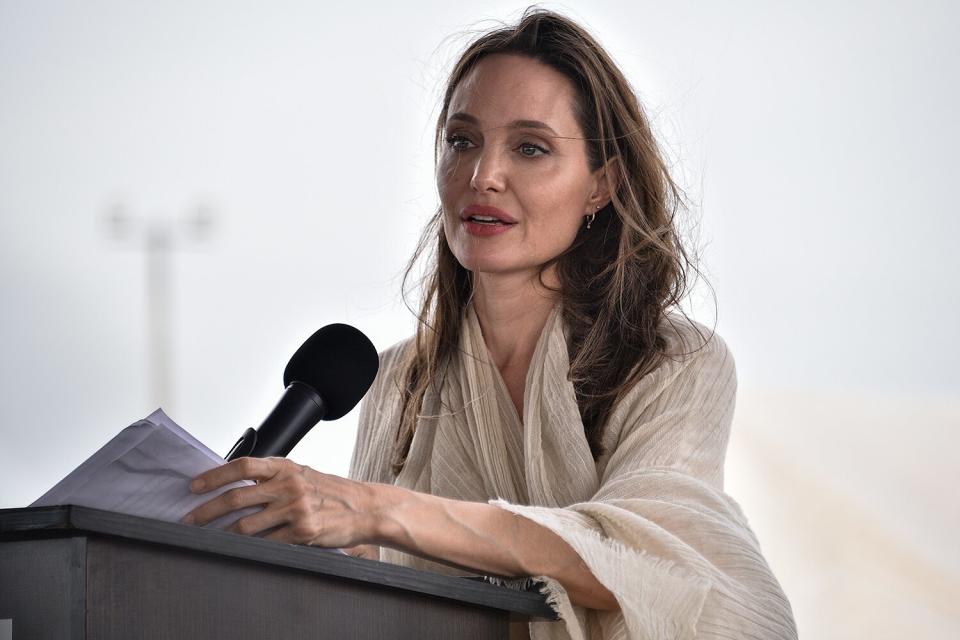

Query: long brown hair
left=392, top=7, right=705, bottom=474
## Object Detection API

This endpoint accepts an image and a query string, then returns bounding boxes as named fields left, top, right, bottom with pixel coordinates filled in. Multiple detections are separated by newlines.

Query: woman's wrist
left=362, top=482, right=412, bottom=547
left=360, top=485, right=533, bottom=576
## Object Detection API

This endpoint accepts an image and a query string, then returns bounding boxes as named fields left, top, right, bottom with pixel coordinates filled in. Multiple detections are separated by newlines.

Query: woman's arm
left=182, top=457, right=618, bottom=611
left=373, top=483, right=617, bottom=610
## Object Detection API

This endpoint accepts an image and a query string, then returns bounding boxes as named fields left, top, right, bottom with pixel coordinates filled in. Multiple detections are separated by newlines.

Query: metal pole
left=145, top=223, right=173, bottom=408
left=106, top=203, right=215, bottom=413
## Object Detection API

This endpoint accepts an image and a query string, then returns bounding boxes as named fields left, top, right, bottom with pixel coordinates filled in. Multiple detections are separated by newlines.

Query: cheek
left=436, top=153, right=465, bottom=200
left=544, top=213, right=584, bottom=254
left=441, top=211, right=457, bottom=246
left=437, top=161, right=461, bottom=239
left=523, top=179, right=589, bottom=241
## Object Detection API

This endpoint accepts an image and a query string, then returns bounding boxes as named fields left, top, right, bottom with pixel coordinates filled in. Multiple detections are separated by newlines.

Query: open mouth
left=465, top=215, right=513, bottom=226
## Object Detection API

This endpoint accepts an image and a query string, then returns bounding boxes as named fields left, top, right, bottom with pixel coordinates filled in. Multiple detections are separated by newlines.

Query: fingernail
left=181, top=514, right=195, bottom=525
left=190, top=479, right=206, bottom=492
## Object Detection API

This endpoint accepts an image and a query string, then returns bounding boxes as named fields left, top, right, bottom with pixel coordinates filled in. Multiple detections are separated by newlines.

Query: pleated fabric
left=349, top=305, right=797, bottom=639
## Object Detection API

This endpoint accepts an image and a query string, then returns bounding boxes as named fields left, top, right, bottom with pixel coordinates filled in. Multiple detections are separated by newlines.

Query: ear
left=586, top=156, right=619, bottom=210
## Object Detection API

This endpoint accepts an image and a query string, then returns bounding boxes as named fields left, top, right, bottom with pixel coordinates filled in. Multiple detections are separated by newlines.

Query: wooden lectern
left=0, top=506, right=555, bottom=639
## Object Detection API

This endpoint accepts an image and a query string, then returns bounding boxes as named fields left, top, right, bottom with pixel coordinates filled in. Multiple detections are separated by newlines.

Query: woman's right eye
left=445, top=134, right=475, bottom=152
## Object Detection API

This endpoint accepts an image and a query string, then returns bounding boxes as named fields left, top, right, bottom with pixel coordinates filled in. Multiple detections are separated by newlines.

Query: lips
left=460, top=204, right=517, bottom=225
left=459, top=204, right=516, bottom=237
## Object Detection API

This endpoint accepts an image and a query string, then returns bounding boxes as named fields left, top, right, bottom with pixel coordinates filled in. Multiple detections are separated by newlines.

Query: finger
left=264, top=525, right=298, bottom=545
left=343, top=544, right=377, bottom=560
left=227, top=505, right=289, bottom=537
left=183, top=483, right=272, bottom=526
left=190, top=457, right=283, bottom=494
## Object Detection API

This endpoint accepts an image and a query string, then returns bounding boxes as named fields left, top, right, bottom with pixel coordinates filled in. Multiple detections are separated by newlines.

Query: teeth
left=470, top=215, right=500, bottom=222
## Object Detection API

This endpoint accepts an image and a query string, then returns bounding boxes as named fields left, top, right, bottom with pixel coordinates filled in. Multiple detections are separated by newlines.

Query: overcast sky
left=1, top=0, right=957, bottom=510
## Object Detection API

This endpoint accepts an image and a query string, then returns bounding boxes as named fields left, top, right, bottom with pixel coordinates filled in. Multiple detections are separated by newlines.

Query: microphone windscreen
left=283, top=324, right=379, bottom=420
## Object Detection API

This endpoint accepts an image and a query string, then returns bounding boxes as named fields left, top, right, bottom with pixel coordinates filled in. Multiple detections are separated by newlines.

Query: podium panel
left=0, top=507, right=555, bottom=640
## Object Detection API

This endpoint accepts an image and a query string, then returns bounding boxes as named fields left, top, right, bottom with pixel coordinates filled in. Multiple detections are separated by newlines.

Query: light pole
left=106, top=202, right=215, bottom=411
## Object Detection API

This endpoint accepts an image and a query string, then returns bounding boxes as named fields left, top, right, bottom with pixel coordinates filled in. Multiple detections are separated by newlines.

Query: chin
left=455, top=254, right=540, bottom=278
left=456, top=255, right=509, bottom=273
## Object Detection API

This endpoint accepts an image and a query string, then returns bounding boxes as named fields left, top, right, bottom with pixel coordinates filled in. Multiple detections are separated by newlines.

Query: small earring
left=585, top=204, right=600, bottom=229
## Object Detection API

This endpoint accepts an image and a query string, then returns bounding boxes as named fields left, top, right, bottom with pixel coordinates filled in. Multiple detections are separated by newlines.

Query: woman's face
left=437, top=53, right=608, bottom=282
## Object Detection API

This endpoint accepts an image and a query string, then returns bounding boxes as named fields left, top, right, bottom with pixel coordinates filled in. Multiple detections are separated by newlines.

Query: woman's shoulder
left=350, top=335, right=415, bottom=483
left=599, top=312, right=737, bottom=484
left=365, top=335, right=416, bottom=404
left=607, top=311, right=736, bottom=422
left=657, top=311, right=734, bottom=373
left=378, top=335, right=416, bottom=374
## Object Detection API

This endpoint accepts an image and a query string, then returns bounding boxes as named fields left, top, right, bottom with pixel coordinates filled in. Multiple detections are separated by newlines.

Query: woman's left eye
left=517, top=142, right=548, bottom=157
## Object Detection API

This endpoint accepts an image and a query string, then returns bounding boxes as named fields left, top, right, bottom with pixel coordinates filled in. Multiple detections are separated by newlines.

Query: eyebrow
left=447, top=112, right=560, bottom=136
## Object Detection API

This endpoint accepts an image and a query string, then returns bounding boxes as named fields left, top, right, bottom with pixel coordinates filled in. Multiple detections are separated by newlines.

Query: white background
left=1, top=1, right=957, bottom=636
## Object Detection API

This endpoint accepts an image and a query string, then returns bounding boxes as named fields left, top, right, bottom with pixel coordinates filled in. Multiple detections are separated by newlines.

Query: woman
left=184, top=9, right=797, bottom=639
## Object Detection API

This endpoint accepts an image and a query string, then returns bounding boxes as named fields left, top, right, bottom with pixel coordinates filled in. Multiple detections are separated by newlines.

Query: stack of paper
left=31, top=408, right=257, bottom=530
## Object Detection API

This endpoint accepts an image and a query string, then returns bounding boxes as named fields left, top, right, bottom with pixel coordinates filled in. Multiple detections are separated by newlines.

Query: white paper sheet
left=31, top=408, right=257, bottom=530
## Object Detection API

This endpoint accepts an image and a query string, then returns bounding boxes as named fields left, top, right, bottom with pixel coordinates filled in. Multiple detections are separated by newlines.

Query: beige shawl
left=350, top=305, right=797, bottom=639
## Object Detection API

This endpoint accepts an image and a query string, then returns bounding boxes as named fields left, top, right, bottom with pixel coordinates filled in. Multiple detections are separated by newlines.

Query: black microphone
left=225, top=323, right=379, bottom=461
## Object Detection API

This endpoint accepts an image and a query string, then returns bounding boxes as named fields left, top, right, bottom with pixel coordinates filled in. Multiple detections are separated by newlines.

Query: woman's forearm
left=367, top=483, right=618, bottom=611
left=182, top=457, right=617, bottom=610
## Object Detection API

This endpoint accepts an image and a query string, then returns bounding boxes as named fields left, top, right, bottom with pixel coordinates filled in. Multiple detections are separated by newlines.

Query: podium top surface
left=0, top=505, right=556, bottom=620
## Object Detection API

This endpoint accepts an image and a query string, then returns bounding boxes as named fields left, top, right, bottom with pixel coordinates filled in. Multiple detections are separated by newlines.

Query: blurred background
left=1, top=0, right=957, bottom=636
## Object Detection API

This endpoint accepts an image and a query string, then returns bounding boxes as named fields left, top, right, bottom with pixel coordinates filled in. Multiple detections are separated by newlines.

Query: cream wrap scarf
left=349, top=305, right=797, bottom=639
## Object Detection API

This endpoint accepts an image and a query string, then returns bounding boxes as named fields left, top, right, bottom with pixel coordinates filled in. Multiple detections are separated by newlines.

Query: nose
left=469, top=149, right=506, bottom=193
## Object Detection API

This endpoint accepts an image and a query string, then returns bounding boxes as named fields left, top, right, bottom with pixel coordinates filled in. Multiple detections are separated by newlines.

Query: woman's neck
left=471, top=269, right=558, bottom=373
